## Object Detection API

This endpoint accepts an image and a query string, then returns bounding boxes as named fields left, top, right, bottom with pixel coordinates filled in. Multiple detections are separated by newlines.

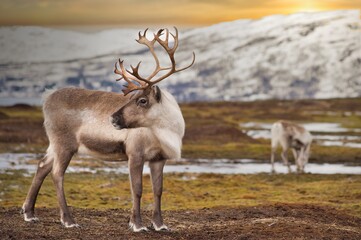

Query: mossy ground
left=1, top=171, right=361, bottom=218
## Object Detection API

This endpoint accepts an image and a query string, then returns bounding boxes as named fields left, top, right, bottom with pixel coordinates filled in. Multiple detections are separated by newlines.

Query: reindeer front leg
left=281, top=149, right=291, bottom=173
left=52, top=150, right=78, bottom=228
left=292, top=148, right=303, bottom=173
left=128, top=155, right=147, bottom=232
left=296, top=147, right=306, bottom=173
left=149, top=159, right=168, bottom=231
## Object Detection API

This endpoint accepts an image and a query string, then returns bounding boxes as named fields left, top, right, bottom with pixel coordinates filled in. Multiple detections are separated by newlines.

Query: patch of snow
left=1, top=154, right=361, bottom=175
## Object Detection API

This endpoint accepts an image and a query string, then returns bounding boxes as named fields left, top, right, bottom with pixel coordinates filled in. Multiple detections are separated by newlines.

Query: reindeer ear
left=153, top=86, right=162, bottom=103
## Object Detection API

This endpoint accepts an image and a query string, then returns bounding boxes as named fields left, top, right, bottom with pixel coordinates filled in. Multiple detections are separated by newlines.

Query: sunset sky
left=0, top=0, right=360, bottom=27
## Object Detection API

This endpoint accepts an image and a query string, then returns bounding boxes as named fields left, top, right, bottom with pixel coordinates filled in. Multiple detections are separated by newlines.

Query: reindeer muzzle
left=110, top=115, right=126, bottom=130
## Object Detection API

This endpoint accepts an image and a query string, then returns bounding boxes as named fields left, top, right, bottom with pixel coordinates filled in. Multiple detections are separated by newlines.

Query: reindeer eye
left=137, top=98, right=148, bottom=106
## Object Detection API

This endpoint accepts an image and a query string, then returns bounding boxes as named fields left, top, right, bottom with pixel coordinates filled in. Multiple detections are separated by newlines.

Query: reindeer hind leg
left=22, top=150, right=54, bottom=222
left=270, top=148, right=277, bottom=173
left=270, top=137, right=279, bottom=173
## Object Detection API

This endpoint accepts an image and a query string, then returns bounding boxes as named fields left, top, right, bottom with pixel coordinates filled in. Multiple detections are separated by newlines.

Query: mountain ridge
left=0, top=10, right=360, bottom=102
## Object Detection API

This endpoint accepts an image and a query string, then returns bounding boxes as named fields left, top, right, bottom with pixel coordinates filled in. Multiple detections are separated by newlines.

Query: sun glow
left=0, top=0, right=360, bottom=26
left=297, top=8, right=320, bottom=13
left=294, top=0, right=324, bottom=13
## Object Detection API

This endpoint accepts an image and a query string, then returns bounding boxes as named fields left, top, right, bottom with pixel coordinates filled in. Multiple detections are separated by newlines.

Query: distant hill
left=0, top=10, right=360, bottom=102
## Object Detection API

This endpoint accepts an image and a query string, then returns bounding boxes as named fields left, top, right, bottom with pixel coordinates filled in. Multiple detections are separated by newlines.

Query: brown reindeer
left=271, top=120, right=313, bottom=173
left=21, top=28, right=195, bottom=232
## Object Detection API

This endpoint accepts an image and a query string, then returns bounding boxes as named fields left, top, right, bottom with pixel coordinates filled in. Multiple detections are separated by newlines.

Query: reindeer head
left=110, top=28, right=195, bottom=130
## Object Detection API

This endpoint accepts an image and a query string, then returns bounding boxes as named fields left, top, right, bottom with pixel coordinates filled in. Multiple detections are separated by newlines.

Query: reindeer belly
left=76, top=118, right=129, bottom=160
left=77, top=134, right=127, bottom=161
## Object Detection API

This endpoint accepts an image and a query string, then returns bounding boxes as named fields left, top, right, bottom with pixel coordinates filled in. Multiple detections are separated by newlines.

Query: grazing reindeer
left=270, top=120, right=312, bottom=173
left=21, top=28, right=195, bottom=232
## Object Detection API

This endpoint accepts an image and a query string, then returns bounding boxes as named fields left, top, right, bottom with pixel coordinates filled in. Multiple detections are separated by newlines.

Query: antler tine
left=154, top=29, right=171, bottom=53
left=137, top=28, right=158, bottom=47
left=137, top=28, right=148, bottom=40
left=114, top=59, right=148, bottom=95
left=129, top=61, right=141, bottom=75
left=176, top=51, right=196, bottom=72
left=115, top=60, right=133, bottom=82
left=141, top=28, right=148, bottom=38
left=169, top=27, right=179, bottom=54
left=128, top=62, right=152, bottom=85
left=156, top=29, right=164, bottom=38
left=165, top=29, right=169, bottom=44
left=153, top=27, right=177, bottom=55
left=114, top=61, right=124, bottom=81
left=114, top=59, right=130, bottom=82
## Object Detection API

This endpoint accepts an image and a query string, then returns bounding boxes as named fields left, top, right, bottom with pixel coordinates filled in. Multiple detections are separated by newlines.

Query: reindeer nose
left=109, top=115, right=126, bottom=130
left=110, top=116, right=122, bottom=129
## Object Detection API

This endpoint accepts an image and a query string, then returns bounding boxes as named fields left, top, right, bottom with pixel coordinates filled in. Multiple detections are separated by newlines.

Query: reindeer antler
left=114, top=27, right=195, bottom=96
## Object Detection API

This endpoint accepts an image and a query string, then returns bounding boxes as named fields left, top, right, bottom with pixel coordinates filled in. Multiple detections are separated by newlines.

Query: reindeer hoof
left=129, top=222, right=149, bottom=232
left=24, top=216, right=39, bottom=222
left=61, top=220, right=80, bottom=228
left=152, top=223, right=169, bottom=232
left=21, top=208, right=39, bottom=222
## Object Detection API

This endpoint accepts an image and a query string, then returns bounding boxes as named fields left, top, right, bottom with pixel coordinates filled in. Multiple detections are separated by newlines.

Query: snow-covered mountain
left=0, top=10, right=360, bottom=103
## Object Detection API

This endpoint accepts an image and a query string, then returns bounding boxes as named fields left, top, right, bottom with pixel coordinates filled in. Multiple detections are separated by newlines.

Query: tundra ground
left=0, top=98, right=360, bottom=239
left=1, top=204, right=361, bottom=240
left=1, top=172, right=361, bottom=239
